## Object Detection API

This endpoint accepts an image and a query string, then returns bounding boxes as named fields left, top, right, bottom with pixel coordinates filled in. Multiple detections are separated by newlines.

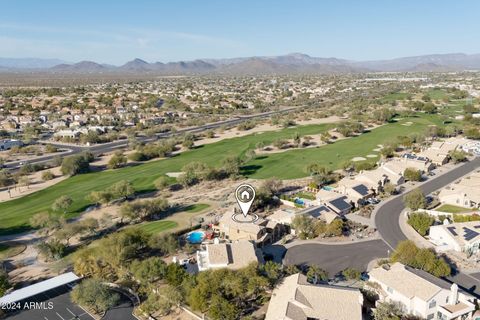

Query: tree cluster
left=391, top=240, right=450, bottom=277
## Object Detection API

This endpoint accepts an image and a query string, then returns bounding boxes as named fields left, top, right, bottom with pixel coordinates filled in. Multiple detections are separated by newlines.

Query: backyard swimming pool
left=186, top=231, right=205, bottom=244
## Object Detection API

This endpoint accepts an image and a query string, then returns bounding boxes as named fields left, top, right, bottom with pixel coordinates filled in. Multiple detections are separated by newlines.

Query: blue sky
left=1, top=0, right=479, bottom=64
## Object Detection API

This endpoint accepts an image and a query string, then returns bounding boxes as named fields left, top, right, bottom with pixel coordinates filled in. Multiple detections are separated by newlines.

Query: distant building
left=265, top=273, right=363, bottom=320
left=196, top=240, right=263, bottom=271
left=369, top=263, right=475, bottom=320
left=429, top=221, right=480, bottom=254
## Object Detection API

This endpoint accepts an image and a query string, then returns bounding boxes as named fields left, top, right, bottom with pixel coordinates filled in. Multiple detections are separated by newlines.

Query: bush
left=403, top=188, right=426, bottom=210
left=41, top=170, right=55, bottom=181
left=342, top=268, right=361, bottom=280
left=404, top=168, right=422, bottom=182
left=71, top=279, right=120, bottom=314
left=408, top=212, right=434, bottom=236
left=37, top=239, right=66, bottom=260
left=449, top=150, right=468, bottom=163
left=61, top=154, right=91, bottom=176
left=392, top=240, right=450, bottom=277
left=128, top=151, right=147, bottom=161
left=107, top=151, right=127, bottom=169
left=154, top=176, right=170, bottom=191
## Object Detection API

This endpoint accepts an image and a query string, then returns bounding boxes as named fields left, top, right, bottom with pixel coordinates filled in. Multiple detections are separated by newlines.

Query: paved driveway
left=283, top=239, right=390, bottom=277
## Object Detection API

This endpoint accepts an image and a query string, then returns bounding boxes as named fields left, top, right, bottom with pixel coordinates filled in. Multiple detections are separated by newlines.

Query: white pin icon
left=235, top=184, right=256, bottom=217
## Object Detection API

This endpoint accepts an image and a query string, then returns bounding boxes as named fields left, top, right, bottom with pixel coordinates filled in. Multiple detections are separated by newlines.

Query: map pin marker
left=235, top=184, right=256, bottom=217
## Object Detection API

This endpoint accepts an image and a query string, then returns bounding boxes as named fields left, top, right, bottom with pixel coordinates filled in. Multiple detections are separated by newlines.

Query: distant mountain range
left=2, top=53, right=480, bottom=75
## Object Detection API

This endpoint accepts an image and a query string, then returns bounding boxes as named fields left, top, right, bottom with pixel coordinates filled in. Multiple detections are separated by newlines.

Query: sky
left=1, top=0, right=479, bottom=65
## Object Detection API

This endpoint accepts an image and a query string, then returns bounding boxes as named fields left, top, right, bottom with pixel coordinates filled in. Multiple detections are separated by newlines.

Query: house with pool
left=213, top=209, right=282, bottom=247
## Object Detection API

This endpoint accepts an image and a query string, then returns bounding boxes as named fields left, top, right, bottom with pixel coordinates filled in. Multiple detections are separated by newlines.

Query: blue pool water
left=187, top=231, right=205, bottom=244
left=294, top=198, right=305, bottom=205
left=322, top=186, right=334, bottom=191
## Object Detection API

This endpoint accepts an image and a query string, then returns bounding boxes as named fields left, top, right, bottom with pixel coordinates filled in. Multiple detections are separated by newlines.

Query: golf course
left=0, top=114, right=445, bottom=235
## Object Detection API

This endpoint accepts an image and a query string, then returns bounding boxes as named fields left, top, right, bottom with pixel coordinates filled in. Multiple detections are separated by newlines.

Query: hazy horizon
left=2, top=0, right=480, bottom=65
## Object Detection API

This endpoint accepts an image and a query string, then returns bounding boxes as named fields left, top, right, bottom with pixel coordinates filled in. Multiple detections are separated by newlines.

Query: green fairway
left=135, top=220, right=178, bottom=235
left=180, top=203, right=210, bottom=213
left=0, top=114, right=445, bottom=234
left=0, top=124, right=331, bottom=234
left=427, top=89, right=448, bottom=100
left=380, top=92, right=411, bottom=103
left=242, top=115, right=444, bottom=179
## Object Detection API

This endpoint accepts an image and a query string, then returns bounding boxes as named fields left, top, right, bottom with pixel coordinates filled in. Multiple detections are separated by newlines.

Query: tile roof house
left=356, top=165, right=405, bottom=193
left=325, top=195, right=353, bottom=215
left=337, top=178, right=375, bottom=202
left=369, top=263, right=475, bottom=320
left=213, top=209, right=281, bottom=246
left=438, top=171, right=480, bottom=208
left=429, top=221, right=480, bottom=254
left=302, top=205, right=340, bottom=224
left=196, top=240, right=263, bottom=271
left=265, top=273, right=363, bottom=320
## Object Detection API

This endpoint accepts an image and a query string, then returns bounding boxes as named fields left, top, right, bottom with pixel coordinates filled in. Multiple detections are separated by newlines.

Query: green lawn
left=135, top=220, right=178, bottom=235
left=0, top=114, right=445, bottom=235
left=436, top=204, right=473, bottom=213
left=243, top=114, right=444, bottom=179
left=294, top=191, right=316, bottom=200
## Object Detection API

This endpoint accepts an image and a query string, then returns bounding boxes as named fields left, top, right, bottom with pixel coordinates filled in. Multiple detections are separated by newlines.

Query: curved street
left=284, top=157, right=480, bottom=296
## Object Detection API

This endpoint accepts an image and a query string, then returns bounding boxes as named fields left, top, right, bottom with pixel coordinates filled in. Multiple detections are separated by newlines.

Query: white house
left=429, top=221, right=480, bottom=254
left=265, top=273, right=363, bottom=320
left=369, top=263, right=475, bottom=320
left=196, top=240, right=262, bottom=271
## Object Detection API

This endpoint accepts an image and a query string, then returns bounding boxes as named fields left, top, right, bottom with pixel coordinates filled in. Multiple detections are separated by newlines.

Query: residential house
left=196, top=240, right=263, bottom=271
left=213, top=210, right=281, bottom=246
left=302, top=205, right=340, bottom=224
left=429, top=221, right=480, bottom=254
left=418, top=138, right=464, bottom=166
left=325, top=195, right=353, bottom=215
left=369, top=262, right=475, bottom=320
left=356, top=165, right=405, bottom=193
left=337, top=178, right=375, bottom=203
left=265, top=273, right=363, bottom=320
left=438, top=171, right=480, bottom=208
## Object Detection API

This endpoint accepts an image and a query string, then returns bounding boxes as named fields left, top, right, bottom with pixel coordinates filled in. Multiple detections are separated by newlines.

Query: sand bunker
left=367, top=154, right=378, bottom=158
left=166, top=172, right=183, bottom=178
left=352, top=157, right=367, bottom=162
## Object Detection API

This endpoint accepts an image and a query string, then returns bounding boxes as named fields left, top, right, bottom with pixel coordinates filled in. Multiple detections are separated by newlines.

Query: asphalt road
left=374, top=156, right=480, bottom=296
left=375, top=157, right=480, bottom=250
left=4, top=107, right=297, bottom=170
left=283, top=240, right=390, bottom=277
